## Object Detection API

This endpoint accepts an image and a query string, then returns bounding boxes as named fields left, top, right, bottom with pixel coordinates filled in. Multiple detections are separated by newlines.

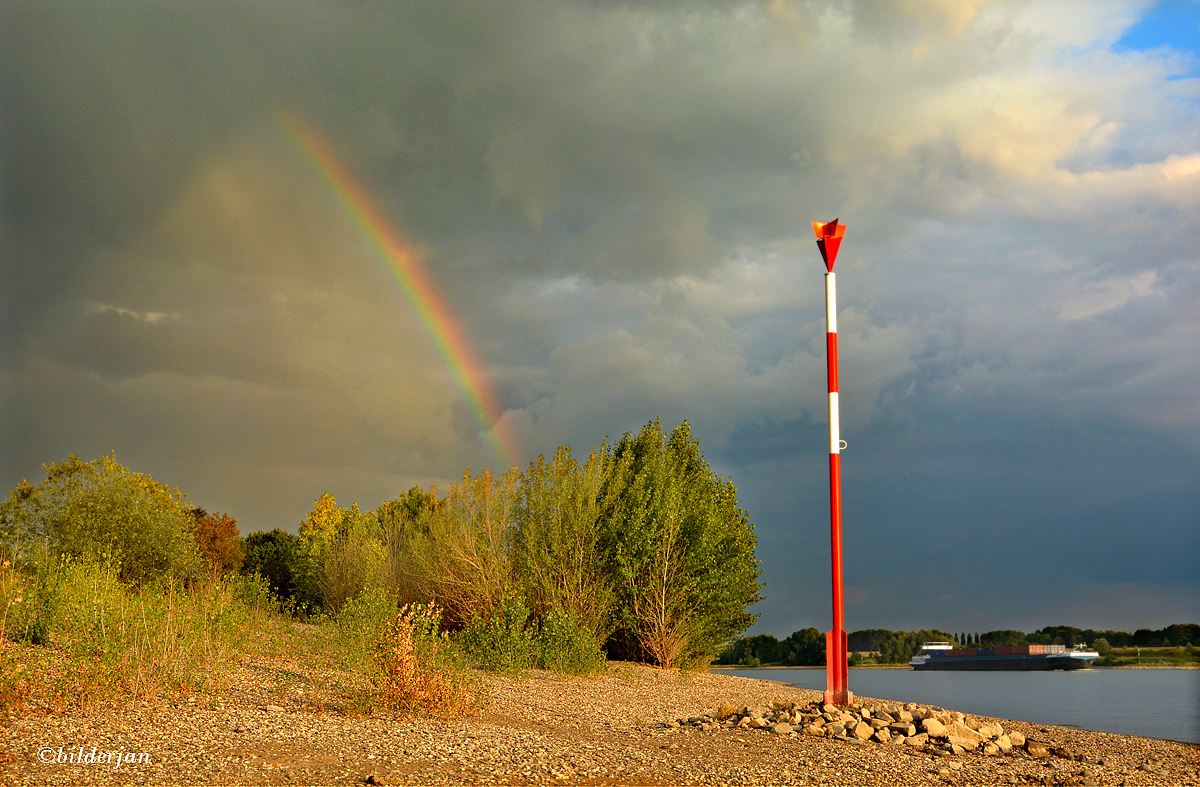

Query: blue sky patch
left=1115, top=0, right=1200, bottom=55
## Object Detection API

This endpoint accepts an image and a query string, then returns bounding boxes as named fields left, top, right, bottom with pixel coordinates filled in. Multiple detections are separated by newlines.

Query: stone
left=853, top=721, right=874, bottom=740
left=977, top=723, right=1004, bottom=738
left=827, top=724, right=846, bottom=737
left=1008, top=731, right=1025, bottom=747
left=921, top=718, right=947, bottom=738
left=802, top=724, right=826, bottom=737
left=903, top=702, right=918, bottom=712
left=895, top=710, right=913, bottom=723
left=887, top=734, right=906, bottom=746
left=944, top=722, right=986, bottom=749
left=748, top=706, right=769, bottom=719
left=950, top=744, right=966, bottom=756
left=821, top=703, right=838, bottom=714
left=736, top=716, right=753, bottom=729
left=861, top=707, right=872, bottom=719
left=996, top=734, right=1013, bottom=753
left=889, top=723, right=917, bottom=737
left=982, top=742, right=1001, bottom=756
left=869, top=718, right=890, bottom=729
left=875, top=710, right=895, bottom=723
left=771, top=723, right=793, bottom=736
left=264, top=704, right=285, bottom=713
left=904, top=733, right=929, bottom=747
left=366, top=775, right=394, bottom=786
left=1025, top=741, right=1051, bottom=759
left=872, top=728, right=891, bottom=744
left=948, top=761, right=963, bottom=771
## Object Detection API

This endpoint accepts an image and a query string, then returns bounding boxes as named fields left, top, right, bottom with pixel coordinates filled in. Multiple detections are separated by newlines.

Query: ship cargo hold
left=908, top=642, right=1100, bottom=671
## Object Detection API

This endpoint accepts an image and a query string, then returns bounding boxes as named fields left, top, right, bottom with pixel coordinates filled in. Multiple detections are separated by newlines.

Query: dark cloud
left=3, top=0, right=1197, bottom=635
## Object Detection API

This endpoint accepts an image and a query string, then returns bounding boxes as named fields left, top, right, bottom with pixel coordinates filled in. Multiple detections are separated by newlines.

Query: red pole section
left=814, top=219, right=852, bottom=707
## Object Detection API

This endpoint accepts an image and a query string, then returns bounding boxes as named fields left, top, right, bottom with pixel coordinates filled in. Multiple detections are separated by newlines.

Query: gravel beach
left=3, top=660, right=1197, bottom=786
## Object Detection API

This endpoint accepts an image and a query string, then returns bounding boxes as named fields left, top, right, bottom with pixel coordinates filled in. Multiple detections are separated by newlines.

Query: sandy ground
left=2, top=660, right=1197, bottom=786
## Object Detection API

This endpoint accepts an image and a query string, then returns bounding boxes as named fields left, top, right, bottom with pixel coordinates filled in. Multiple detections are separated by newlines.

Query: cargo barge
left=909, top=641, right=1100, bottom=671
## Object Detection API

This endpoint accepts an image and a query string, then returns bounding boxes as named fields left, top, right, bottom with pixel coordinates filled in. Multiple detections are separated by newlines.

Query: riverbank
left=3, top=661, right=1196, bottom=786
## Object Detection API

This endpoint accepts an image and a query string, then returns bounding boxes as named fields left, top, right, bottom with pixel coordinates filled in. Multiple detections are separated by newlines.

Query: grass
left=0, top=558, right=488, bottom=724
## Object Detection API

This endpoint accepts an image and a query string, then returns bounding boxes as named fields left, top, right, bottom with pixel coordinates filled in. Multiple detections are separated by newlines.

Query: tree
left=191, top=508, right=244, bottom=576
left=848, top=629, right=893, bottom=653
left=513, top=446, right=614, bottom=643
left=879, top=629, right=958, bottom=663
left=242, top=528, right=306, bottom=604
left=782, top=627, right=825, bottom=666
left=298, top=493, right=384, bottom=614
left=404, top=469, right=520, bottom=627
left=597, top=420, right=762, bottom=667
left=0, top=453, right=201, bottom=582
left=979, top=630, right=1026, bottom=647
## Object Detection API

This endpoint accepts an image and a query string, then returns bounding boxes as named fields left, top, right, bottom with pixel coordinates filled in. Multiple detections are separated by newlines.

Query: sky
left=2, top=0, right=1197, bottom=639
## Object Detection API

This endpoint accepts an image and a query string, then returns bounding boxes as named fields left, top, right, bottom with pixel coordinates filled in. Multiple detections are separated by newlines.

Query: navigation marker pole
left=814, top=218, right=853, bottom=707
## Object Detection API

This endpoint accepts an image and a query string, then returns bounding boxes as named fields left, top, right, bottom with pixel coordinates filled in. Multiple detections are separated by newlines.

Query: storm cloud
left=3, top=0, right=1197, bottom=636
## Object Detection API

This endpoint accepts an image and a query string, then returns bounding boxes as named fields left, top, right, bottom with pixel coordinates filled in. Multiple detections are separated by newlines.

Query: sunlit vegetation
left=0, top=419, right=763, bottom=721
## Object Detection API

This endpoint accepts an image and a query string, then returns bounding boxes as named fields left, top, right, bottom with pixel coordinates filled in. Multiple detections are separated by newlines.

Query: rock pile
left=666, top=700, right=1062, bottom=760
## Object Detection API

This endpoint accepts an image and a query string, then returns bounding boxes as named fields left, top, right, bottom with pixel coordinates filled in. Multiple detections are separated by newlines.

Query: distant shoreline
left=710, top=664, right=1200, bottom=670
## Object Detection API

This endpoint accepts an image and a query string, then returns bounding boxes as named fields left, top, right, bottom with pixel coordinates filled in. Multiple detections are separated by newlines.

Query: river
left=711, top=667, right=1200, bottom=744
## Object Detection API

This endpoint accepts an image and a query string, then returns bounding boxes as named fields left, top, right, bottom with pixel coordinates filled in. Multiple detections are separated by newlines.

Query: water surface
left=712, top=667, right=1200, bottom=744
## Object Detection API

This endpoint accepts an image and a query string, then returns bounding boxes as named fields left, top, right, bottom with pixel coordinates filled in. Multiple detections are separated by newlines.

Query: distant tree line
left=718, top=623, right=1200, bottom=666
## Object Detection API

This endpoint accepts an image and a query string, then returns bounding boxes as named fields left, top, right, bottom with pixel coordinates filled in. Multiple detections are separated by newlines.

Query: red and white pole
left=814, top=218, right=852, bottom=707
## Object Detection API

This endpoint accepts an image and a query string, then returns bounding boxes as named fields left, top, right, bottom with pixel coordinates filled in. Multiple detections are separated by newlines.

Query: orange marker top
left=812, top=219, right=846, bottom=271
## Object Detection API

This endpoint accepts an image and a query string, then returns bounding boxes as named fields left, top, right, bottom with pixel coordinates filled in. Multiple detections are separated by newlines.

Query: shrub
left=191, top=509, right=243, bottom=576
left=1, top=454, right=202, bottom=583
left=535, top=608, right=607, bottom=676
left=242, top=529, right=308, bottom=610
left=457, top=591, right=537, bottom=678
left=336, top=584, right=400, bottom=671
left=370, top=602, right=481, bottom=717
left=298, top=494, right=385, bottom=614
left=1, top=556, right=260, bottom=706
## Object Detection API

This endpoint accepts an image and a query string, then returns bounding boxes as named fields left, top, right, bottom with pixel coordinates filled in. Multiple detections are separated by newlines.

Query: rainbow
left=275, top=107, right=521, bottom=470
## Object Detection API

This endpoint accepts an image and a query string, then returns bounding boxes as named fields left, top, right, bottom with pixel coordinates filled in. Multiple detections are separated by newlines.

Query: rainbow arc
left=276, top=107, right=521, bottom=470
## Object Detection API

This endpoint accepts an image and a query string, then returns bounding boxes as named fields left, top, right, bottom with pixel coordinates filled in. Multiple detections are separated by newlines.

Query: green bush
left=242, top=529, right=310, bottom=612
left=535, top=608, right=607, bottom=675
left=1, top=455, right=202, bottom=583
left=457, top=591, right=537, bottom=678
left=336, top=584, right=400, bottom=671
left=455, top=592, right=606, bottom=677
